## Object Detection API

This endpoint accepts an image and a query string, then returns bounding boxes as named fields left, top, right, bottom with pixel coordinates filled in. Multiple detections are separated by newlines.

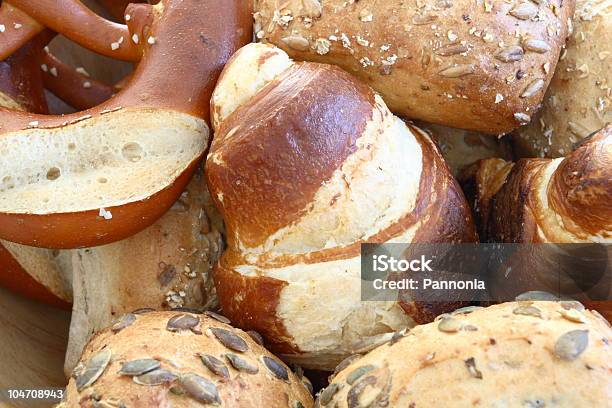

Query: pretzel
left=0, top=0, right=252, bottom=249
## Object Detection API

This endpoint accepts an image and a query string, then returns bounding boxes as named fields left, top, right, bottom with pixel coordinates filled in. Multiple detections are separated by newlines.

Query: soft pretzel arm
left=0, top=2, right=43, bottom=60
left=41, top=51, right=118, bottom=110
left=0, top=0, right=253, bottom=249
left=7, top=0, right=141, bottom=61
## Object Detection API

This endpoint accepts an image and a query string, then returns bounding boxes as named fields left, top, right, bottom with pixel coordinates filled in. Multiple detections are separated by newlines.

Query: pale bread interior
left=0, top=108, right=208, bottom=214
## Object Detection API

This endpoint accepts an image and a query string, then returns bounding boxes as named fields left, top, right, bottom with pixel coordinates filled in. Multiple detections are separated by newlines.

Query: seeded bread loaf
left=254, top=0, right=575, bottom=135
left=207, top=43, right=477, bottom=371
left=513, top=0, right=611, bottom=158
left=419, top=123, right=513, bottom=177
left=64, top=172, right=224, bottom=375
left=317, top=300, right=612, bottom=408
left=60, top=311, right=313, bottom=408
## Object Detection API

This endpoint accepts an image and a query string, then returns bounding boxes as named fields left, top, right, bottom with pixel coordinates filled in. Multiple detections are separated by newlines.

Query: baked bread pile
left=0, top=0, right=609, bottom=407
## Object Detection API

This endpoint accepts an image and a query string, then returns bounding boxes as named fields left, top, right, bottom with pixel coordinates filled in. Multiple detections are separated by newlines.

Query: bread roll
left=65, top=171, right=224, bottom=375
left=254, top=0, right=575, bottom=134
left=60, top=311, right=313, bottom=408
left=318, top=300, right=611, bottom=407
left=207, top=43, right=477, bottom=370
left=513, top=0, right=611, bottom=157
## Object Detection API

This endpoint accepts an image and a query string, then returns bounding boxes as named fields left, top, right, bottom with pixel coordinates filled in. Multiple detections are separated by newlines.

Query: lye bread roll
left=207, top=43, right=477, bottom=371
left=318, top=300, right=612, bottom=407
left=254, top=0, right=575, bottom=134
left=60, top=311, right=313, bottom=408
left=513, top=0, right=611, bottom=157
left=65, top=171, right=224, bottom=375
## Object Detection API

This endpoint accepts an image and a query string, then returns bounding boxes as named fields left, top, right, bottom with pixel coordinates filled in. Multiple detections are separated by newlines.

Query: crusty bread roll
left=467, top=125, right=611, bottom=243
left=462, top=125, right=611, bottom=319
left=60, top=311, right=313, bottom=408
left=207, top=43, right=477, bottom=370
left=419, top=124, right=513, bottom=177
left=513, top=0, right=611, bottom=157
left=65, top=171, right=224, bottom=375
left=254, top=0, right=575, bottom=134
left=318, top=300, right=611, bottom=407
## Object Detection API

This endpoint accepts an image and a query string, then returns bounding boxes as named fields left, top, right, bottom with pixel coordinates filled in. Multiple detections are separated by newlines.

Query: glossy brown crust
left=98, top=0, right=143, bottom=21
left=211, top=100, right=477, bottom=354
left=41, top=51, right=117, bottom=110
left=254, top=0, right=575, bottom=134
left=7, top=0, right=140, bottom=61
left=0, top=243, right=70, bottom=309
left=0, top=0, right=253, bottom=248
left=0, top=33, right=48, bottom=113
left=207, top=63, right=375, bottom=249
left=0, top=2, right=43, bottom=60
left=548, top=127, right=612, bottom=236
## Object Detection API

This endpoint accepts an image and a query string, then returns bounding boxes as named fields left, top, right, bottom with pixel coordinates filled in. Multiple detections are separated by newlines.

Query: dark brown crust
left=0, top=243, right=70, bottom=309
left=0, top=32, right=48, bottom=113
left=207, top=63, right=376, bottom=248
left=214, top=262, right=298, bottom=354
left=548, top=126, right=612, bottom=237
left=41, top=51, right=117, bottom=110
left=0, top=0, right=253, bottom=248
left=0, top=2, right=42, bottom=60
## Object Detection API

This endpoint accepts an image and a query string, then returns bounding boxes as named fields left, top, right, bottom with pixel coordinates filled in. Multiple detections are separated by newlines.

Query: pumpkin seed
left=111, top=313, right=136, bottom=333
left=521, top=79, right=545, bottom=98
left=226, top=353, right=259, bottom=374
left=439, top=64, right=475, bottom=78
left=133, top=369, right=178, bottom=385
left=301, top=375, right=314, bottom=395
left=211, top=327, right=248, bottom=352
left=554, top=330, right=589, bottom=360
left=132, top=307, right=155, bottom=314
left=119, top=359, right=161, bottom=376
left=333, top=354, right=362, bottom=378
left=199, top=354, right=230, bottom=378
left=438, top=316, right=463, bottom=332
left=295, top=402, right=305, bottom=408
left=166, top=313, right=200, bottom=333
left=262, top=356, right=289, bottom=381
left=523, top=38, right=551, bottom=53
left=513, top=305, right=543, bottom=318
left=179, top=373, right=221, bottom=405
left=347, top=365, right=376, bottom=385
left=203, top=311, right=231, bottom=324
left=496, top=45, right=524, bottom=62
left=510, top=3, right=538, bottom=20
left=436, top=44, right=469, bottom=56
left=247, top=330, right=265, bottom=345
left=515, top=291, right=558, bottom=301
left=514, top=112, right=531, bottom=124
left=524, top=398, right=546, bottom=407
left=76, top=349, right=112, bottom=391
left=452, top=306, right=483, bottom=315
left=347, top=376, right=382, bottom=408
left=318, top=383, right=341, bottom=405
left=560, top=300, right=585, bottom=312
left=465, top=357, right=483, bottom=379
left=282, top=35, right=310, bottom=51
